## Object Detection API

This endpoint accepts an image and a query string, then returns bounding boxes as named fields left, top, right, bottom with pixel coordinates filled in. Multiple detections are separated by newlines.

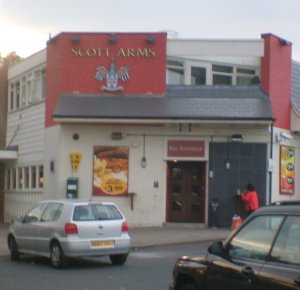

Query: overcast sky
left=1, top=0, right=300, bottom=61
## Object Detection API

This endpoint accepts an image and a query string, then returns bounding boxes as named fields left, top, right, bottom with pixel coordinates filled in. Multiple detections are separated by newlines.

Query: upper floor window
left=212, top=65, right=233, bottom=85
left=8, top=67, right=46, bottom=112
left=191, top=67, right=206, bottom=85
left=166, top=58, right=258, bottom=86
left=236, top=68, right=257, bottom=85
left=167, top=60, right=184, bottom=85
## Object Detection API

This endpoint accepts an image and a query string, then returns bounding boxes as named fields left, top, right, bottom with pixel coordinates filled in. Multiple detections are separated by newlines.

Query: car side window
left=41, top=203, right=63, bottom=222
left=23, top=203, right=48, bottom=223
left=271, top=216, right=300, bottom=265
left=228, top=215, right=284, bottom=261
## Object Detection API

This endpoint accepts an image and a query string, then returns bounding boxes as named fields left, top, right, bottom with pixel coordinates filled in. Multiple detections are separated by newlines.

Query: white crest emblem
left=95, top=61, right=130, bottom=92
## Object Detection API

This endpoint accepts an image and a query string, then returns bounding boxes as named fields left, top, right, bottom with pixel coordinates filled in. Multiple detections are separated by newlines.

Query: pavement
left=0, top=223, right=230, bottom=257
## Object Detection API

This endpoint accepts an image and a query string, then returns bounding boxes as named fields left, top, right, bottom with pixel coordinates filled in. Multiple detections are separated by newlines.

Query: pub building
left=1, top=32, right=299, bottom=227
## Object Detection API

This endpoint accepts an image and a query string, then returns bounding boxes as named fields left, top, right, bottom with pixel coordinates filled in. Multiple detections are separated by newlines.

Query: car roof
left=38, top=199, right=117, bottom=206
left=271, top=200, right=300, bottom=206
left=254, top=204, right=300, bottom=215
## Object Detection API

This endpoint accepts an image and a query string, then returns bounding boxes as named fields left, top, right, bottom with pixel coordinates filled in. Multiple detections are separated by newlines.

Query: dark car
left=170, top=204, right=300, bottom=290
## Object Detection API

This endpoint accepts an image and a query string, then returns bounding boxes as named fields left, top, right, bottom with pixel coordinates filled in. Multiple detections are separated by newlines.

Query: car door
left=38, top=202, right=64, bottom=254
left=14, top=202, right=48, bottom=252
left=206, top=215, right=285, bottom=290
left=206, top=251, right=263, bottom=290
left=256, top=215, right=300, bottom=290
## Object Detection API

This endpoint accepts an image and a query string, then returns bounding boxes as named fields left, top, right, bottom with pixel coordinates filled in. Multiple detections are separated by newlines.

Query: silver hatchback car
left=7, top=200, right=131, bottom=268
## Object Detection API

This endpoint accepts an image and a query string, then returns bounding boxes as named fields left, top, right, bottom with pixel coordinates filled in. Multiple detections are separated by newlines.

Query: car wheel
left=8, top=235, right=20, bottom=261
left=181, top=283, right=197, bottom=290
left=109, top=253, right=128, bottom=265
left=50, top=241, right=68, bottom=268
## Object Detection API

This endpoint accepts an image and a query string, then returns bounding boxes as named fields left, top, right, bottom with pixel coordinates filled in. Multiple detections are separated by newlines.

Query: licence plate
left=90, top=240, right=115, bottom=248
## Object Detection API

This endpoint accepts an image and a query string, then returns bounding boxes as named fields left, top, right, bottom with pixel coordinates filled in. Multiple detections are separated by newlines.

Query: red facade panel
left=261, top=33, right=292, bottom=129
left=45, top=32, right=167, bottom=127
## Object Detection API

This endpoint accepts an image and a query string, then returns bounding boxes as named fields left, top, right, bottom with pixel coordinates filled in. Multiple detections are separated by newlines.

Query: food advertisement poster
left=93, top=146, right=129, bottom=196
left=280, top=145, right=295, bottom=195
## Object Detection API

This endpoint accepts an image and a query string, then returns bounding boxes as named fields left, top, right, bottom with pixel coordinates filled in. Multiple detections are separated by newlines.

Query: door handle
left=241, top=266, right=254, bottom=278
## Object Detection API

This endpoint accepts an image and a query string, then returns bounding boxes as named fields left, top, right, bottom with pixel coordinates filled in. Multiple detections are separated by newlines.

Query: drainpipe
left=269, top=123, right=274, bottom=204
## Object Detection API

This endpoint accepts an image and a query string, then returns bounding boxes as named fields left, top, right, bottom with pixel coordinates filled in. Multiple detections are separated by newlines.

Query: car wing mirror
left=15, top=216, right=24, bottom=223
left=208, top=241, right=224, bottom=256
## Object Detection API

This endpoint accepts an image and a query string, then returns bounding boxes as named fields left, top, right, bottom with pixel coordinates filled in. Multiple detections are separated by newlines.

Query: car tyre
left=8, top=235, right=20, bottom=261
left=50, top=241, right=68, bottom=268
left=109, top=253, right=128, bottom=265
left=181, top=283, right=197, bottom=290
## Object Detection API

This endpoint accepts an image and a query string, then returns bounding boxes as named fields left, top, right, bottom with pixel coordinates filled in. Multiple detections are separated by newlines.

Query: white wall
left=44, top=124, right=169, bottom=226
left=43, top=123, right=272, bottom=226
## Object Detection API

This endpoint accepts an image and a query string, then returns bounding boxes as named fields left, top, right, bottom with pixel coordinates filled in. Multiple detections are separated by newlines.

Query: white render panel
left=44, top=125, right=168, bottom=226
left=167, top=39, right=264, bottom=57
left=8, top=49, right=46, bottom=79
left=184, top=56, right=261, bottom=67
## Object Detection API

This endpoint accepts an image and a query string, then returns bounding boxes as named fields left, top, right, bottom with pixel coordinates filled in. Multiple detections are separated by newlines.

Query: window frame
left=5, top=164, right=44, bottom=192
left=8, top=66, right=46, bottom=112
left=228, top=215, right=284, bottom=261
left=166, top=57, right=258, bottom=86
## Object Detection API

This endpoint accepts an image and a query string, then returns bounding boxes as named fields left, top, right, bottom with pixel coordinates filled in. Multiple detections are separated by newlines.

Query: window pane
left=38, top=165, right=44, bottom=188
left=229, top=215, right=283, bottom=260
left=172, top=167, right=183, bottom=180
left=6, top=169, right=11, bottom=190
left=172, top=201, right=182, bottom=212
left=42, top=69, right=46, bottom=99
left=237, top=68, right=256, bottom=74
left=31, top=166, right=37, bottom=189
left=172, top=185, right=182, bottom=196
left=167, top=68, right=184, bottom=84
left=213, top=74, right=232, bottom=85
left=23, top=203, right=48, bottom=223
left=12, top=169, right=16, bottom=189
left=191, top=67, right=206, bottom=85
left=73, top=204, right=123, bottom=221
left=41, top=203, right=63, bottom=222
left=15, top=81, right=20, bottom=109
left=21, top=77, right=26, bottom=106
left=167, top=60, right=184, bottom=67
left=9, top=84, right=14, bottom=111
left=237, top=76, right=253, bottom=85
left=24, top=167, right=29, bottom=189
left=212, top=65, right=233, bottom=73
left=271, top=216, right=300, bottom=265
left=18, top=168, right=23, bottom=189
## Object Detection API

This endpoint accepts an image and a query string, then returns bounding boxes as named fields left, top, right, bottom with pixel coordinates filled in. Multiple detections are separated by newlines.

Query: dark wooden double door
left=168, top=161, right=206, bottom=223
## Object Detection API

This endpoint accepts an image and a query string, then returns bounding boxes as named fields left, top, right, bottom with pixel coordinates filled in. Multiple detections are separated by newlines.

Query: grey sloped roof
left=53, top=85, right=273, bottom=122
left=291, top=61, right=300, bottom=116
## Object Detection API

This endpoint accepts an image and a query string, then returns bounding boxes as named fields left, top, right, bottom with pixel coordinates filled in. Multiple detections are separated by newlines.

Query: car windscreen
left=73, top=204, right=123, bottom=221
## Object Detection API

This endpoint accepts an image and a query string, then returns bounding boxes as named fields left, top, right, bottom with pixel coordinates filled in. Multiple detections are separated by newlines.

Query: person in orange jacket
left=240, top=183, right=259, bottom=215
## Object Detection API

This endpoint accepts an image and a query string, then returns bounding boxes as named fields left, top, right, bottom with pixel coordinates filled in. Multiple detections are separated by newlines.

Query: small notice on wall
left=70, top=152, right=82, bottom=173
left=93, top=146, right=129, bottom=196
left=167, top=140, right=205, bottom=158
left=280, top=145, right=295, bottom=195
